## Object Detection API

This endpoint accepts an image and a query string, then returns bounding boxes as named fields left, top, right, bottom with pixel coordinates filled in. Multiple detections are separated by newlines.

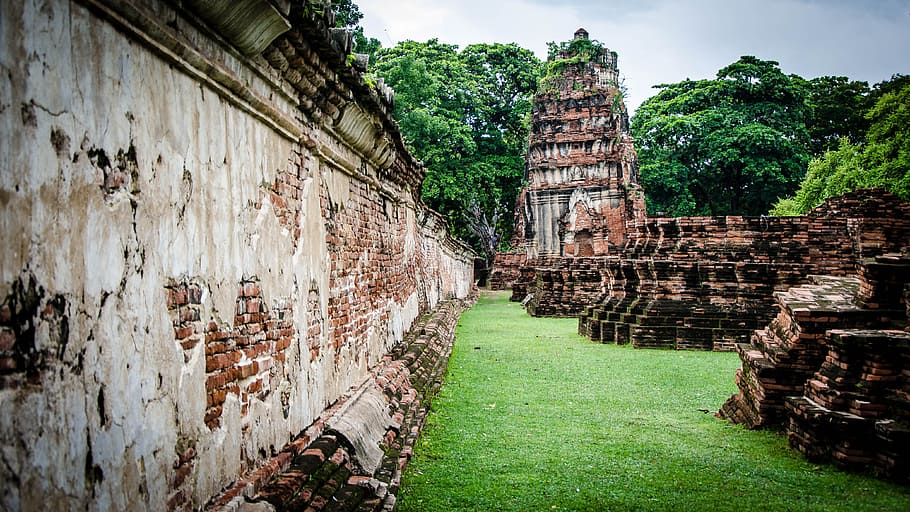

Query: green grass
left=397, top=291, right=910, bottom=511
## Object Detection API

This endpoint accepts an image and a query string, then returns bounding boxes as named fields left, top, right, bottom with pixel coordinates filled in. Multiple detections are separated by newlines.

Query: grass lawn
left=397, top=290, right=910, bottom=512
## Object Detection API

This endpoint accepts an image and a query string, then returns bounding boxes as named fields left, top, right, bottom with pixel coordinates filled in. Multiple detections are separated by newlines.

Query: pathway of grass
left=397, top=290, right=910, bottom=511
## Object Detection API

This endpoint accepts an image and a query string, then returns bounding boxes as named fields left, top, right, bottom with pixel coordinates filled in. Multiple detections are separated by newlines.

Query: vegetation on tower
left=539, top=35, right=618, bottom=94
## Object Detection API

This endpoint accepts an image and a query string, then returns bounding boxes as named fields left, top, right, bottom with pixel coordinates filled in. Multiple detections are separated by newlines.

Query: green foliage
left=863, top=81, right=910, bottom=199
left=352, top=26, right=381, bottom=61
left=539, top=37, right=609, bottom=93
left=866, top=73, right=910, bottom=107
left=372, top=40, right=542, bottom=261
left=612, top=88, right=626, bottom=113
left=771, top=80, right=910, bottom=215
left=538, top=55, right=586, bottom=93
left=397, top=291, right=910, bottom=512
left=362, top=72, right=377, bottom=89
left=769, top=138, right=865, bottom=215
left=632, top=56, right=811, bottom=216
left=802, top=76, right=870, bottom=155
left=546, top=37, right=606, bottom=61
left=302, top=1, right=325, bottom=19
left=330, top=0, right=362, bottom=28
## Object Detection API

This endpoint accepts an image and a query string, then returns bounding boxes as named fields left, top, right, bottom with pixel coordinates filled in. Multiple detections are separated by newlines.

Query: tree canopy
left=631, top=56, right=811, bottom=216
left=802, top=75, right=870, bottom=155
left=370, top=40, right=542, bottom=265
left=771, top=78, right=910, bottom=215
left=329, top=1, right=543, bottom=262
left=336, top=1, right=907, bottom=232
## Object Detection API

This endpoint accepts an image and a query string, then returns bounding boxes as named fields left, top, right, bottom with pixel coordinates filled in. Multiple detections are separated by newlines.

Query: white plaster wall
left=0, top=1, right=472, bottom=510
left=0, top=1, right=306, bottom=508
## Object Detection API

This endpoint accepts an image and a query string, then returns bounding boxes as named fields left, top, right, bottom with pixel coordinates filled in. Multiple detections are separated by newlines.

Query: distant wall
left=489, top=252, right=526, bottom=290
left=0, top=1, right=472, bottom=510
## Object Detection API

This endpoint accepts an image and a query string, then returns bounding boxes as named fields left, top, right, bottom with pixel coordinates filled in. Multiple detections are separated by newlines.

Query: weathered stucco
left=0, top=1, right=473, bottom=510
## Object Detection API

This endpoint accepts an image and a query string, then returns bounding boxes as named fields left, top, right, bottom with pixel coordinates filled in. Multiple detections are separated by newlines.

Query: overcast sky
left=358, top=0, right=910, bottom=113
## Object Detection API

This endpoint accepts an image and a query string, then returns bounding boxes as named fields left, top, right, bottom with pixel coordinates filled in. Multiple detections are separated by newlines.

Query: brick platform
left=489, top=252, right=527, bottom=291
left=785, top=328, right=910, bottom=482
left=512, top=189, right=910, bottom=351
left=717, top=275, right=904, bottom=427
left=718, top=253, right=910, bottom=481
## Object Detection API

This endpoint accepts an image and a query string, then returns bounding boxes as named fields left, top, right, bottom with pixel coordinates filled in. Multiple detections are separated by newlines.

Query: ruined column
left=519, top=29, right=646, bottom=259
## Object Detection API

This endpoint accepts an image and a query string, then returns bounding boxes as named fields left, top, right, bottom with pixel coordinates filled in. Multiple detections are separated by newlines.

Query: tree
left=866, top=73, right=910, bottom=108
left=803, top=76, right=869, bottom=156
left=371, top=40, right=542, bottom=269
left=863, top=81, right=910, bottom=198
left=771, top=80, right=910, bottom=215
left=458, top=43, right=541, bottom=258
left=631, top=56, right=811, bottom=216
left=329, top=0, right=382, bottom=61
left=330, top=0, right=363, bottom=27
left=352, top=28, right=382, bottom=60
left=769, top=138, right=866, bottom=215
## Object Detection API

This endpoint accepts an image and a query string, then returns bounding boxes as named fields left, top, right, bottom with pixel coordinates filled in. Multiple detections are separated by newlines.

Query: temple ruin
left=496, top=30, right=910, bottom=482
left=3, top=3, right=909, bottom=509
left=0, top=1, right=473, bottom=510
left=513, top=28, right=646, bottom=261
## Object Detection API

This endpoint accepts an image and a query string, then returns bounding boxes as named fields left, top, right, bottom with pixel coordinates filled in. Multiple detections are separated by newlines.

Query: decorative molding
left=77, top=0, right=302, bottom=141
left=334, top=104, right=397, bottom=170
left=185, top=0, right=291, bottom=56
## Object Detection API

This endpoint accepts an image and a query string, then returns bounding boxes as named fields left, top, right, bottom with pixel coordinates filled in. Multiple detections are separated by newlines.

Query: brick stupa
left=515, top=28, right=646, bottom=258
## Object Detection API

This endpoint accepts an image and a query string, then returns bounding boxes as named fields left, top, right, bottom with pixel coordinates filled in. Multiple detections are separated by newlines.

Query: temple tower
left=518, top=29, right=646, bottom=258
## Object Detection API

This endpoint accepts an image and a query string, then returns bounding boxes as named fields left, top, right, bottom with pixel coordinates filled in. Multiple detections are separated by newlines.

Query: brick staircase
left=786, top=329, right=910, bottom=480
left=718, top=275, right=902, bottom=428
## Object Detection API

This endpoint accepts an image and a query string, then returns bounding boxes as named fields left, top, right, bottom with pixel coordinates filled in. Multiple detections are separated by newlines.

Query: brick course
left=489, top=252, right=527, bottom=291
left=0, top=2, right=474, bottom=510
left=512, top=189, right=910, bottom=350
left=517, top=31, right=646, bottom=260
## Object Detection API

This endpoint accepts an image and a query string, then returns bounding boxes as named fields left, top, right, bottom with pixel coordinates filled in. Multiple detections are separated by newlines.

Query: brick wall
left=489, top=252, right=527, bottom=290
left=516, top=189, right=910, bottom=350
left=0, top=1, right=473, bottom=510
left=207, top=295, right=475, bottom=511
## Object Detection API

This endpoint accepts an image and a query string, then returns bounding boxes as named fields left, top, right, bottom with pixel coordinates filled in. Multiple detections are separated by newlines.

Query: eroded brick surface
left=517, top=190, right=910, bottom=350
left=505, top=31, right=910, bottom=359
left=209, top=295, right=475, bottom=511
left=516, top=29, right=646, bottom=261
left=166, top=279, right=294, bottom=431
left=718, top=254, right=910, bottom=481
left=0, top=2, right=474, bottom=510
left=489, top=252, right=526, bottom=291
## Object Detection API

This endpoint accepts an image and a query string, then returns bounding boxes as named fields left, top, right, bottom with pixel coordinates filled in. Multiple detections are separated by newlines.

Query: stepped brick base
left=718, top=275, right=905, bottom=428
left=489, top=252, right=527, bottom=291
left=721, top=253, right=910, bottom=481
left=786, top=329, right=910, bottom=482
left=580, top=295, right=771, bottom=351
left=514, top=190, right=910, bottom=352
